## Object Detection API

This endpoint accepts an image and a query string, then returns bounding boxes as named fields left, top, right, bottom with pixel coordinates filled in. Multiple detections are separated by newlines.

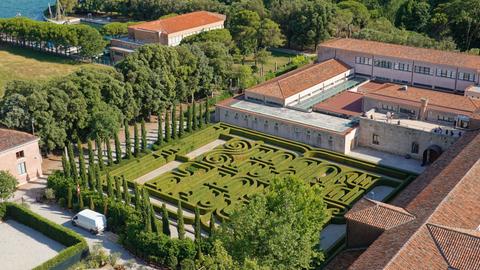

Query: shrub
left=0, top=170, right=18, bottom=200
left=44, top=188, right=56, bottom=201
left=0, top=203, right=6, bottom=220
left=58, top=197, right=66, bottom=208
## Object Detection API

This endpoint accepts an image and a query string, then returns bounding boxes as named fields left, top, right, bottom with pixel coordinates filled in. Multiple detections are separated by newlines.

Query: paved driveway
left=0, top=219, right=64, bottom=270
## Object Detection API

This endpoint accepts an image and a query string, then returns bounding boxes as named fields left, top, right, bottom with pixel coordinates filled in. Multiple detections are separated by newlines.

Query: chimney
left=419, top=98, right=429, bottom=121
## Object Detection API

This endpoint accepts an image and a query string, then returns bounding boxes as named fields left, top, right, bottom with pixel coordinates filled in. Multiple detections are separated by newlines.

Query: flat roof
left=313, top=90, right=364, bottom=117
left=362, top=82, right=480, bottom=116
left=128, top=11, right=225, bottom=34
left=246, top=59, right=351, bottom=100
left=320, top=38, right=480, bottom=71
left=228, top=99, right=354, bottom=133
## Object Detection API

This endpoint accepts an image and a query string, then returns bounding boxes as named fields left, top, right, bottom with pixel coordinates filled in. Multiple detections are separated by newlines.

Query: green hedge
left=3, top=203, right=88, bottom=270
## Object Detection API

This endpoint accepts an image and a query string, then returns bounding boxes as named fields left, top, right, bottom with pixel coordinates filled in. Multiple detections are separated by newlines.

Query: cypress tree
left=106, top=170, right=114, bottom=199
left=115, top=176, right=122, bottom=201
left=67, top=141, right=78, bottom=182
left=134, top=183, right=141, bottom=210
left=209, top=214, right=216, bottom=237
left=78, top=192, right=84, bottom=209
left=178, top=105, right=184, bottom=138
left=194, top=206, right=201, bottom=241
left=87, top=139, right=95, bottom=168
left=103, top=199, right=108, bottom=216
left=165, top=110, right=171, bottom=142
left=67, top=186, right=72, bottom=209
left=141, top=119, right=147, bottom=152
left=177, top=201, right=185, bottom=240
left=162, top=204, right=171, bottom=236
left=96, top=136, right=104, bottom=170
left=89, top=196, right=94, bottom=210
left=187, top=105, right=192, bottom=133
left=95, top=164, right=102, bottom=198
left=198, top=103, right=204, bottom=128
left=142, top=188, right=150, bottom=211
left=106, top=137, right=113, bottom=166
left=77, top=138, right=87, bottom=188
left=87, top=164, right=95, bottom=191
left=62, top=152, right=70, bottom=178
left=114, top=132, right=122, bottom=163
left=192, top=101, right=197, bottom=130
left=171, top=104, right=177, bottom=140
left=124, top=120, right=132, bottom=159
left=133, top=122, right=140, bottom=157
left=205, top=96, right=210, bottom=124
left=157, top=110, right=163, bottom=145
left=123, top=175, right=130, bottom=204
left=151, top=207, right=160, bottom=233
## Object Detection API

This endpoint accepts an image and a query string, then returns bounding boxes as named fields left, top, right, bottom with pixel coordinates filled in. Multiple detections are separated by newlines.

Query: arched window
left=411, top=142, right=419, bottom=154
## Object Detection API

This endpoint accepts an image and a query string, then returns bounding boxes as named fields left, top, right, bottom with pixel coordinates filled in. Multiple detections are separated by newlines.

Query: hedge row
left=3, top=203, right=87, bottom=270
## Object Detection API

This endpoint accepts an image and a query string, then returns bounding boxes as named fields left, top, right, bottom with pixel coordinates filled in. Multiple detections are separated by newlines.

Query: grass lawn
left=242, top=51, right=294, bottom=74
left=0, top=46, right=111, bottom=97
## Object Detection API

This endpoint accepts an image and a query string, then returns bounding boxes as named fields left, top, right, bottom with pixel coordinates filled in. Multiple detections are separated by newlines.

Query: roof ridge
left=427, top=223, right=480, bottom=240
left=365, top=199, right=415, bottom=218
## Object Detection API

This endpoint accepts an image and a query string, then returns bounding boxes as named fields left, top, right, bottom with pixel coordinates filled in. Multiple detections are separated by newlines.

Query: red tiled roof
left=0, top=128, right=38, bottom=153
left=347, top=130, right=480, bottom=269
left=345, top=199, right=415, bottom=230
left=320, top=38, right=480, bottom=71
left=128, top=11, right=225, bottom=34
left=362, top=82, right=480, bottom=116
left=246, top=59, right=352, bottom=100
left=426, top=223, right=480, bottom=270
left=312, top=91, right=363, bottom=117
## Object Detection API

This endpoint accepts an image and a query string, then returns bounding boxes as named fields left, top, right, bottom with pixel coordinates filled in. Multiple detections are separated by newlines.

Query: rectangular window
left=437, top=115, right=455, bottom=122
left=17, top=162, right=27, bottom=175
left=414, top=65, right=432, bottom=75
left=16, top=150, right=25, bottom=159
left=374, top=60, right=392, bottom=69
left=458, top=72, right=475, bottom=82
left=400, top=108, right=416, bottom=115
left=436, top=68, right=456, bottom=79
left=382, top=104, right=395, bottom=111
left=394, top=62, right=411, bottom=72
left=372, top=134, right=379, bottom=145
left=355, top=56, right=372, bottom=66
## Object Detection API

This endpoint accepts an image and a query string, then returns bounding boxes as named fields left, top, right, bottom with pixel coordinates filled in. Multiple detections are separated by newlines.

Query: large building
left=318, top=38, right=480, bottom=92
left=110, top=11, right=226, bottom=62
left=0, top=129, right=43, bottom=185
left=216, top=38, right=480, bottom=165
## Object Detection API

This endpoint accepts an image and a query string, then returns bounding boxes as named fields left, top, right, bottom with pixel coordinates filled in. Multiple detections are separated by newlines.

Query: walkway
left=347, top=147, right=424, bottom=174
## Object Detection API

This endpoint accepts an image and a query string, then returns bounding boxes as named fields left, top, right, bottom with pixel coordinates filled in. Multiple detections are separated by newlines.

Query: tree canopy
left=0, top=170, right=17, bottom=201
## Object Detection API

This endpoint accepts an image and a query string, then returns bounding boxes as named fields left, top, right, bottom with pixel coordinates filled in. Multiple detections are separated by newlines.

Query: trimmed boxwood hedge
left=3, top=203, right=87, bottom=270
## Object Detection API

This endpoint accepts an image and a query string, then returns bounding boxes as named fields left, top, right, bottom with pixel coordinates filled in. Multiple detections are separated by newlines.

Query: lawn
left=109, top=123, right=415, bottom=231
left=0, top=46, right=110, bottom=96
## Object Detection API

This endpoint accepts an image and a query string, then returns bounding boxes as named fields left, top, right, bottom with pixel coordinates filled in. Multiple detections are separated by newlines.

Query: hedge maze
left=140, top=123, right=414, bottom=227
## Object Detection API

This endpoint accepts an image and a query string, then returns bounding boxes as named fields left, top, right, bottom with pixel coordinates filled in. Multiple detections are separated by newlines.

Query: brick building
left=110, top=11, right=225, bottom=62
left=0, top=129, right=43, bottom=185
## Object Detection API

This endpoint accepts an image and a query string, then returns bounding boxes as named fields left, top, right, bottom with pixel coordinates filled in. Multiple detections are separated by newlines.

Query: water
left=0, top=0, right=52, bottom=20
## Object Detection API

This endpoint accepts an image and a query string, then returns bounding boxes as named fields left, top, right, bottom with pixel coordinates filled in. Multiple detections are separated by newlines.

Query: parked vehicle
left=72, top=209, right=107, bottom=234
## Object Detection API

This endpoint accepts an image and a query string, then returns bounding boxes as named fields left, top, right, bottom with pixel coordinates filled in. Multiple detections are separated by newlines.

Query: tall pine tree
left=209, top=214, right=216, bottom=237
left=62, top=152, right=70, bottom=178
left=134, top=183, right=141, bottom=210
left=177, top=201, right=185, bottom=240
left=162, top=204, right=171, bottom=236
left=67, top=141, right=78, bottom=183
left=192, top=101, right=197, bottom=130
left=96, top=136, right=104, bottom=171
left=87, top=164, right=95, bottom=191
left=77, top=138, right=87, bottom=188
left=165, top=111, right=171, bottom=142
left=106, top=170, right=114, bottom=199
left=87, top=139, right=95, bottom=168
left=114, top=132, right=122, bottom=164
left=205, top=96, right=210, bottom=124
left=151, top=207, right=160, bottom=233
left=157, top=110, right=163, bottom=145
left=123, top=175, right=130, bottom=204
left=194, top=206, right=201, bottom=241
left=141, top=119, right=147, bottom=152
left=89, top=196, right=95, bottom=210
left=171, top=104, right=177, bottom=140
left=106, top=137, right=113, bottom=166
left=124, top=120, right=132, bottom=159
left=115, top=176, right=122, bottom=201
left=67, top=186, right=73, bottom=209
left=198, top=103, right=204, bottom=128
left=178, top=105, right=184, bottom=138
left=133, top=122, right=140, bottom=157
left=95, top=164, right=102, bottom=198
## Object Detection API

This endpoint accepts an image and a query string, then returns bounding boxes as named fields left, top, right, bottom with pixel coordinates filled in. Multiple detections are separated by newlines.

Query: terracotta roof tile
left=345, top=199, right=415, bottom=230
left=129, top=11, right=225, bottom=34
left=312, top=91, right=363, bottom=117
left=0, top=128, right=38, bottom=153
left=363, top=82, right=480, bottom=116
left=246, top=59, right=352, bottom=99
left=320, top=38, right=480, bottom=70
left=427, top=223, right=480, bottom=270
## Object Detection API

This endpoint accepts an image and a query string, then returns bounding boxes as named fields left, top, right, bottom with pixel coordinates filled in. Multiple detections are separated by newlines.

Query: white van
left=72, top=209, right=107, bottom=234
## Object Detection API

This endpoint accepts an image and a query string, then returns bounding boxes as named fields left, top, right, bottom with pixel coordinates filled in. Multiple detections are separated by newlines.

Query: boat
left=44, top=0, right=80, bottom=25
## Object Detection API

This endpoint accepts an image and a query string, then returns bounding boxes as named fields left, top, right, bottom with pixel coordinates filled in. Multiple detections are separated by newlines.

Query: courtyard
left=108, top=123, right=416, bottom=253
left=0, top=219, right=64, bottom=270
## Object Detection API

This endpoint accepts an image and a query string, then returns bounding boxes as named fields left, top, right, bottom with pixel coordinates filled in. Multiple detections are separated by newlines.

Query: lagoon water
left=0, top=0, right=51, bottom=20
